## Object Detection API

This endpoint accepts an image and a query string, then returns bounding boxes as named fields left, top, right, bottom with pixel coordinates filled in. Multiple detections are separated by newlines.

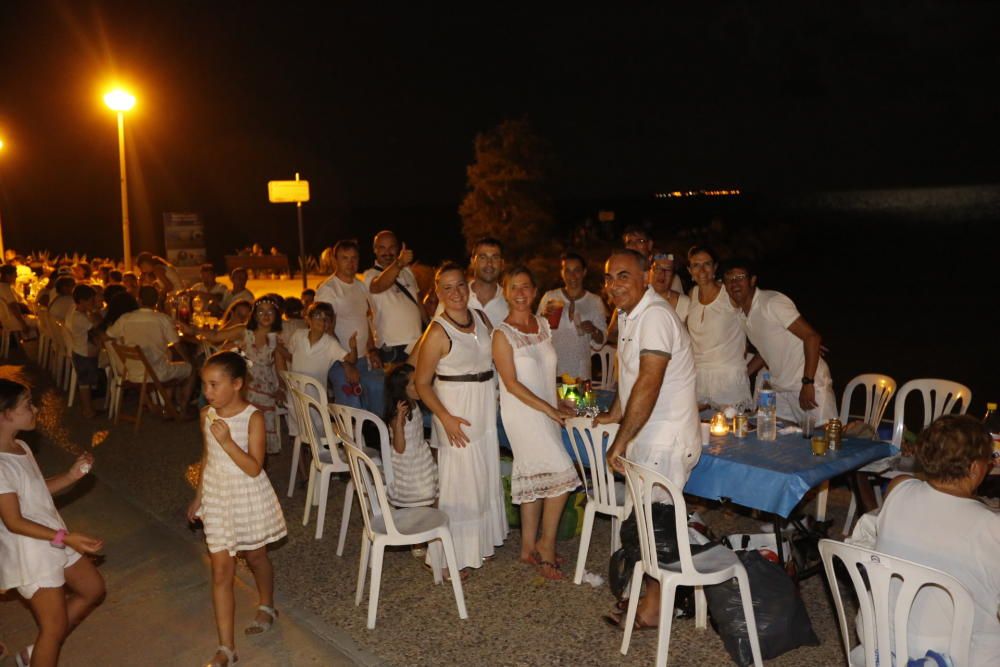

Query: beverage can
left=733, top=414, right=749, bottom=438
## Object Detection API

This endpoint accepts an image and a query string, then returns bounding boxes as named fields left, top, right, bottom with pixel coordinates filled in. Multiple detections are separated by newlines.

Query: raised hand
left=209, top=418, right=232, bottom=445
left=398, top=243, right=414, bottom=267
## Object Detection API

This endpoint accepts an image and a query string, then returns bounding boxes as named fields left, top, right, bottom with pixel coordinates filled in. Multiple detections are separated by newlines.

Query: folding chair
left=111, top=343, right=181, bottom=433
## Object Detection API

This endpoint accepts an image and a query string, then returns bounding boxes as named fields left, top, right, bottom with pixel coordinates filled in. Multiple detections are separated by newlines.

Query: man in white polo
left=362, top=230, right=425, bottom=365
left=597, top=248, right=700, bottom=632
left=722, top=258, right=836, bottom=424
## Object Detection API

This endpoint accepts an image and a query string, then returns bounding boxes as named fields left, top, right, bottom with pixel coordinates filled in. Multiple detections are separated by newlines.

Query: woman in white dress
left=649, top=253, right=690, bottom=322
left=685, top=245, right=751, bottom=408
left=493, top=267, right=579, bottom=580
left=414, top=263, right=507, bottom=576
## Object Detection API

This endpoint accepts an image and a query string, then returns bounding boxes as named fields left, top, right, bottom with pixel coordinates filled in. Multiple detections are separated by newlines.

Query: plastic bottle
left=757, top=371, right=777, bottom=441
left=984, top=402, right=999, bottom=462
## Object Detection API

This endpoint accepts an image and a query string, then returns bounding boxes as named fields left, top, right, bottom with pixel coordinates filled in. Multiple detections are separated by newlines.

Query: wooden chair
left=111, top=343, right=181, bottom=433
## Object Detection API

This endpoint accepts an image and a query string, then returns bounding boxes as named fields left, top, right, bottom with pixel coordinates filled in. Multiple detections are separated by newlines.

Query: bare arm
left=492, top=330, right=569, bottom=424
left=606, top=352, right=668, bottom=472
left=787, top=316, right=822, bottom=410
left=187, top=408, right=209, bottom=521
left=414, top=322, right=471, bottom=447
left=201, top=323, right=246, bottom=345
left=746, top=353, right=766, bottom=376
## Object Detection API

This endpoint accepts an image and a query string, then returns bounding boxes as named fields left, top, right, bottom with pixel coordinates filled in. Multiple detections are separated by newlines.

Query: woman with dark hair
left=100, top=292, right=139, bottom=331
left=875, top=415, right=1000, bottom=666
left=414, top=262, right=507, bottom=578
left=199, top=296, right=287, bottom=454
left=493, top=266, right=578, bottom=579
left=685, top=244, right=751, bottom=409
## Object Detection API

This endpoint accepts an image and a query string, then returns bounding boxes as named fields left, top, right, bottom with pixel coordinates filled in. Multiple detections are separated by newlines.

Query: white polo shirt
left=468, top=280, right=508, bottom=325
left=287, top=328, right=349, bottom=384
left=315, top=274, right=371, bottom=353
left=617, top=287, right=700, bottom=450
left=737, top=289, right=831, bottom=393
left=362, top=265, right=423, bottom=350
left=106, top=308, right=181, bottom=378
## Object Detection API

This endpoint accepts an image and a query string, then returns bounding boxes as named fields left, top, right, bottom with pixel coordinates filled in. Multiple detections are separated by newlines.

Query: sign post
left=268, top=174, right=310, bottom=290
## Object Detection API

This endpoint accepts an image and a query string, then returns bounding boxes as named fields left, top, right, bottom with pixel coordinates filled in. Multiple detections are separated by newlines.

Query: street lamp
left=0, top=137, right=6, bottom=260
left=104, top=88, right=136, bottom=271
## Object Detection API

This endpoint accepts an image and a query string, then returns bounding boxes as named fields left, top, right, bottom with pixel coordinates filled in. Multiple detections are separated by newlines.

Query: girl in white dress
left=686, top=245, right=752, bottom=408
left=493, top=267, right=579, bottom=580
left=0, top=374, right=104, bottom=667
left=415, top=263, right=508, bottom=576
left=384, top=363, right=438, bottom=507
left=187, top=352, right=287, bottom=667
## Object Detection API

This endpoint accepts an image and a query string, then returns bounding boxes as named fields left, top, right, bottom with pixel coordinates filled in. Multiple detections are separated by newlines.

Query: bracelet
left=51, top=528, right=67, bottom=549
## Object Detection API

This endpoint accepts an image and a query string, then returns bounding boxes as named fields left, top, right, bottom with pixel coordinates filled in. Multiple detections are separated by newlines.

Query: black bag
left=608, top=503, right=712, bottom=615
left=705, top=550, right=820, bottom=666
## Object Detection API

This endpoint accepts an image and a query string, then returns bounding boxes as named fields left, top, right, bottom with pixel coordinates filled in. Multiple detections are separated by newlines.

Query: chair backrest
left=281, top=371, right=323, bottom=445
left=591, top=344, right=616, bottom=390
left=566, top=418, right=623, bottom=511
left=103, top=340, right=125, bottom=382
left=288, top=383, right=349, bottom=474
left=330, top=403, right=394, bottom=487
left=891, top=379, right=971, bottom=447
left=56, top=318, right=76, bottom=356
left=839, top=373, right=897, bottom=428
left=620, top=457, right=698, bottom=576
left=0, top=299, right=22, bottom=331
left=817, top=539, right=974, bottom=666
left=341, top=437, right=398, bottom=539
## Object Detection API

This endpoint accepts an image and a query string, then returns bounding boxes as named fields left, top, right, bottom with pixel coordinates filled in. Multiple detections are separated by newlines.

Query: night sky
left=1, top=1, right=999, bottom=258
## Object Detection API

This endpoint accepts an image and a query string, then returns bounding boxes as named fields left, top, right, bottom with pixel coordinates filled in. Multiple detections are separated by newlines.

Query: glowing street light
left=0, top=137, right=6, bottom=259
left=104, top=88, right=136, bottom=270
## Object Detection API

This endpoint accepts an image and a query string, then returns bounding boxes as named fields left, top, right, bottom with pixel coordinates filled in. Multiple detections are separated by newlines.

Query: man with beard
left=362, top=230, right=425, bottom=365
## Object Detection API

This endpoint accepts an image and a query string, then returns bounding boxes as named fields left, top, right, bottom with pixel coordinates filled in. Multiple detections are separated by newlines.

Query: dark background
left=0, top=2, right=997, bottom=409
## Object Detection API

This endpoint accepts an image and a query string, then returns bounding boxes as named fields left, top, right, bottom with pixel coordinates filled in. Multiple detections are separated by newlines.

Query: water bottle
left=757, top=371, right=777, bottom=441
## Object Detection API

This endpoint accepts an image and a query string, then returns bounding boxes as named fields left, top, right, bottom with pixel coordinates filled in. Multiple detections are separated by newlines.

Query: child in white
left=187, top=352, right=287, bottom=667
left=0, top=374, right=104, bottom=667
left=384, top=364, right=438, bottom=507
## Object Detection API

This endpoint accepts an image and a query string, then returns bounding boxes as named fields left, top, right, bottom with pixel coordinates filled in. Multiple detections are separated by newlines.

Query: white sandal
left=16, top=645, right=33, bottom=667
left=244, top=605, right=278, bottom=635
left=205, top=645, right=238, bottom=666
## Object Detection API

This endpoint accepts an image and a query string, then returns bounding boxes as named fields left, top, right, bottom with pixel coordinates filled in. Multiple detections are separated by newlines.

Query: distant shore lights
left=655, top=189, right=741, bottom=199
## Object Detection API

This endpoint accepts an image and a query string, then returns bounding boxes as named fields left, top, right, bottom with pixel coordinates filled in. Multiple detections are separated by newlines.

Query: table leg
left=815, top=480, right=829, bottom=522
left=771, top=514, right=787, bottom=567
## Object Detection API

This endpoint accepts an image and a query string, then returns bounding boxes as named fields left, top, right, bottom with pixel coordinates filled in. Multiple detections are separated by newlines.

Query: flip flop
left=602, top=611, right=658, bottom=632
left=536, top=559, right=564, bottom=581
left=244, top=605, right=278, bottom=635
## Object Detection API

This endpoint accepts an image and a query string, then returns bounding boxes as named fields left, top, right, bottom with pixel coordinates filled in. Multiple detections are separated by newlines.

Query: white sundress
left=495, top=318, right=580, bottom=504
left=387, top=403, right=438, bottom=507
left=427, top=312, right=508, bottom=571
left=198, top=404, right=287, bottom=556
left=687, top=284, right=752, bottom=408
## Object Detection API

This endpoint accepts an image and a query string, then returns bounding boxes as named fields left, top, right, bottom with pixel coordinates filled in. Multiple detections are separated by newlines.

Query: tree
left=458, top=118, right=556, bottom=263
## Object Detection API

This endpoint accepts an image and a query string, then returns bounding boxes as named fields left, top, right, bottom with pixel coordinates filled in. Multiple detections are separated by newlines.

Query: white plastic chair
left=280, top=371, right=324, bottom=498
left=619, top=457, right=763, bottom=667
left=55, top=320, right=80, bottom=405
left=566, top=418, right=629, bottom=584
left=103, top=340, right=126, bottom=422
left=818, top=539, right=974, bottom=666
left=329, top=404, right=396, bottom=500
left=0, top=300, right=23, bottom=358
left=288, top=384, right=355, bottom=554
left=591, top=344, right=616, bottom=390
left=890, top=379, right=970, bottom=448
left=838, top=374, right=897, bottom=428
left=341, top=437, right=467, bottom=630
left=35, top=307, right=53, bottom=369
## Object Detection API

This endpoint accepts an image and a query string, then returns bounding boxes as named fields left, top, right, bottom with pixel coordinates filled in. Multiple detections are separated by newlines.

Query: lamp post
left=104, top=89, right=136, bottom=271
left=0, top=137, right=6, bottom=260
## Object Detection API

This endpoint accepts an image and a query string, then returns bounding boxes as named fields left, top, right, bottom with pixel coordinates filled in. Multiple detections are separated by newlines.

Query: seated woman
left=875, top=415, right=999, bottom=667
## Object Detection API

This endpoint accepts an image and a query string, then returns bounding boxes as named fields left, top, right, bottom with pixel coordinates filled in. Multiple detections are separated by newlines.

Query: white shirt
left=0, top=441, right=77, bottom=593
left=468, top=280, right=508, bottom=325
left=49, top=294, right=74, bottom=322
left=617, top=287, right=700, bottom=448
left=736, top=288, right=831, bottom=392
left=162, top=264, right=185, bottom=293
left=107, top=308, right=181, bottom=377
left=287, top=328, right=349, bottom=384
left=66, top=309, right=96, bottom=356
left=536, top=289, right=607, bottom=379
left=189, top=281, right=230, bottom=302
left=362, top=265, right=423, bottom=350
left=222, top=288, right=255, bottom=309
left=876, top=479, right=1000, bottom=667
left=0, top=282, right=21, bottom=306
left=315, top=274, right=372, bottom=353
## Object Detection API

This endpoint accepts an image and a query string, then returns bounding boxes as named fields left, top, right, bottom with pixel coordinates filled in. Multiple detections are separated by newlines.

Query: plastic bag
left=705, top=550, right=820, bottom=666
left=608, top=504, right=712, bottom=615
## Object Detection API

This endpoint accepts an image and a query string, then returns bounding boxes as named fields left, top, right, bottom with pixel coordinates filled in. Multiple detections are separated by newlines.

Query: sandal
left=244, top=605, right=278, bottom=635
left=525, top=551, right=566, bottom=566
left=602, top=611, right=658, bottom=632
left=205, top=645, right=239, bottom=666
left=15, top=645, right=32, bottom=667
left=536, top=559, right=564, bottom=581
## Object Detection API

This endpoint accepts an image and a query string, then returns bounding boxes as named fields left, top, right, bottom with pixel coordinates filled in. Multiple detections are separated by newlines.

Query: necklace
left=444, top=310, right=473, bottom=329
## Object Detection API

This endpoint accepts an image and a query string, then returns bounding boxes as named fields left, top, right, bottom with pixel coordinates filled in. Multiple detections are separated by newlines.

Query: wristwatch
left=801, top=376, right=815, bottom=385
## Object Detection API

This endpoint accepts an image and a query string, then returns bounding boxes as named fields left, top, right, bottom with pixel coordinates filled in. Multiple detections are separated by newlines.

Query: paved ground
left=1, top=352, right=858, bottom=666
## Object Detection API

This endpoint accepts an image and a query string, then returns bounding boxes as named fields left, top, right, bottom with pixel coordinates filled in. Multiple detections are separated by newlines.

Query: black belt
left=436, top=371, right=494, bottom=383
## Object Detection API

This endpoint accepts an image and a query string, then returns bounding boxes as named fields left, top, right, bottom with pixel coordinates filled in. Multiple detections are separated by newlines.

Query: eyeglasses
left=723, top=273, right=748, bottom=284
left=309, top=312, right=331, bottom=320
left=652, top=253, right=674, bottom=262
